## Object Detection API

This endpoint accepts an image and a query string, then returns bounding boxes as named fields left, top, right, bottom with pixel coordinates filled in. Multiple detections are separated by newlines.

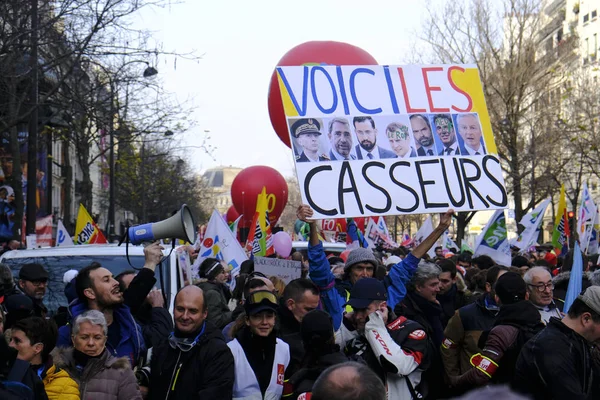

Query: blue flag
left=564, top=241, right=583, bottom=313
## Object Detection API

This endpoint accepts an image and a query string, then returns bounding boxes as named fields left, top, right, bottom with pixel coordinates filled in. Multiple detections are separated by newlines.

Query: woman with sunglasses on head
left=228, top=290, right=290, bottom=400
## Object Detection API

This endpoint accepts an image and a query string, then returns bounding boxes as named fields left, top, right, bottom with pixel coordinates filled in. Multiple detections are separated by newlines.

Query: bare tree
left=416, top=0, right=578, bottom=239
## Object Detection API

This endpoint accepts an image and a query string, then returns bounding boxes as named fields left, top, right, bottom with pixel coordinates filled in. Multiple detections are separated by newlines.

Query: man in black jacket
left=277, top=278, right=320, bottom=378
left=149, top=285, right=234, bottom=400
left=513, top=286, right=600, bottom=400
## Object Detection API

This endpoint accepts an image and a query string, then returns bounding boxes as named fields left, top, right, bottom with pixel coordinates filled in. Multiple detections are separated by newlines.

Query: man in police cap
left=291, top=118, right=330, bottom=162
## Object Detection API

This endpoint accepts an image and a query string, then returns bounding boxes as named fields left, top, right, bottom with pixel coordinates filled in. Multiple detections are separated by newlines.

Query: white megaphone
left=127, top=205, right=196, bottom=245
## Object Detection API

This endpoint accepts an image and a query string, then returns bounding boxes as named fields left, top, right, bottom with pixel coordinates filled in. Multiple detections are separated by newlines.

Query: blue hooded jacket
left=308, top=241, right=419, bottom=330
left=57, top=299, right=146, bottom=367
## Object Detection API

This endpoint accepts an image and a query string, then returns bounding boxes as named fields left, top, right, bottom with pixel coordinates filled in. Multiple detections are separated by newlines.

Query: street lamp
left=106, top=61, right=158, bottom=241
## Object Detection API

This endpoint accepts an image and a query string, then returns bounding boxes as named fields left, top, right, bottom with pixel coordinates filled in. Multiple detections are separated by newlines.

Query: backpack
left=1, top=359, right=34, bottom=400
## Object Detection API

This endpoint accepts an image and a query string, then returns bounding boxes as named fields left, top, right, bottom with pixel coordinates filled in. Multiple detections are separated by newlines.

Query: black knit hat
left=495, top=272, right=527, bottom=305
left=301, top=309, right=333, bottom=345
left=199, top=258, right=225, bottom=281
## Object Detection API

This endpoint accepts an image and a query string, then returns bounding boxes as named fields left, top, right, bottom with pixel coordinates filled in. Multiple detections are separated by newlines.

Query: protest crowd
left=0, top=202, right=599, bottom=400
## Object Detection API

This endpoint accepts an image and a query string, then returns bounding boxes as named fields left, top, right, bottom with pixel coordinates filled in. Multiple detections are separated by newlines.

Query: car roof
left=291, top=241, right=346, bottom=252
left=0, top=244, right=175, bottom=260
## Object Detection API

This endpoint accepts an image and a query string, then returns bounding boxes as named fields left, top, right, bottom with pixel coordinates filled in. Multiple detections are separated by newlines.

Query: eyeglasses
left=30, top=280, right=48, bottom=287
left=527, top=283, right=554, bottom=292
left=246, top=290, right=278, bottom=306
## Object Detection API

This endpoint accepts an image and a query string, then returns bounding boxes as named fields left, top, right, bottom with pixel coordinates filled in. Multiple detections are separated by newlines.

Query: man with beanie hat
left=297, top=204, right=454, bottom=331
left=339, top=278, right=433, bottom=399
left=449, top=272, right=544, bottom=389
left=197, top=257, right=233, bottom=329
left=513, top=286, right=600, bottom=400
left=14, top=263, right=48, bottom=318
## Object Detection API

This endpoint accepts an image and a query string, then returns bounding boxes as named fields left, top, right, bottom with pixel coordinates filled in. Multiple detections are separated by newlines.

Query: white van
left=0, top=244, right=183, bottom=315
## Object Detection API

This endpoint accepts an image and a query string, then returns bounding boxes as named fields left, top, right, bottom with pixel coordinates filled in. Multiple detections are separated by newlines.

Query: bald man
left=311, top=362, right=386, bottom=400
left=148, top=285, right=234, bottom=400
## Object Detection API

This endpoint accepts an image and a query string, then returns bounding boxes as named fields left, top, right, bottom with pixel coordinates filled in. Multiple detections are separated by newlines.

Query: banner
left=35, top=215, right=53, bottom=247
left=441, top=232, right=459, bottom=254
left=577, top=183, right=597, bottom=252
left=195, top=209, right=248, bottom=281
left=590, top=211, right=600, bottom=254
left=245, top=187, right=275, bottom=257
left=277, top=64, right=507, bottom=219
left=365, top=216, right=397, bottom=248
left=75, top=204, right=107, bottom=244
left=510, top=198, right=550, bottom=251
left=552, top=184, right=570, bottom=254
left=473, top=210, right=510, bottom=266
left=254, top=256, right=302, bottom=284
left=56, top=219, right=74, bottom=247
left=414, top=216, right=436, bottom=258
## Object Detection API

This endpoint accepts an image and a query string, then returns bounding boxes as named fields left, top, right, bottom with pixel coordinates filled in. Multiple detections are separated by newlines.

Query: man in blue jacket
left=57, top=243, right=164, bottom=367
left=296, top=205, right=453, bottom=330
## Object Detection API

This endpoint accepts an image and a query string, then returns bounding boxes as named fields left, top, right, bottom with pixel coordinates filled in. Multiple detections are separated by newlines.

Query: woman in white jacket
left=228, top=290, right=290, bottom=400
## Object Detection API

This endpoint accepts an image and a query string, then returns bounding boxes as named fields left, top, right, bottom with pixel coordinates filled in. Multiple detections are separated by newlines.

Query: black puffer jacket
left=277, top=305, right=303, bottom=378
left=513, top=317, right=600, bottom=400
left=284, top=350, right=349, bottom=399
left=148, top=321, right=234, bottom=400
left=196, top=280, right=232, bottom=329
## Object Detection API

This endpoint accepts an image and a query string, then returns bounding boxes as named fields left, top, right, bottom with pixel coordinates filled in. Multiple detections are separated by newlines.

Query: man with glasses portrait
left=16, top=263, right=49, bottom=318
left=523, top=267, right=563, bottom=324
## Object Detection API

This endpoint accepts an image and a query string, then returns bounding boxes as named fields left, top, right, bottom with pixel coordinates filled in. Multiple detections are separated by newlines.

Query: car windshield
left=4, top=255, right=168, bottom=316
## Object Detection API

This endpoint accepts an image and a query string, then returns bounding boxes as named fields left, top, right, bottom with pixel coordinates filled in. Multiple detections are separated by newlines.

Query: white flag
left=577, top=184, right=597, bottom=252
left=193, top=210, right=248, bottom=286
left=56, top=220, right=74, bottom=247
left=414, top=216, right=436, bottom=258
left=474, top=210, right=511, bottom=266
left=510, top=198, right=551, bottom=251
left=441, top=232, right=459, bottom=254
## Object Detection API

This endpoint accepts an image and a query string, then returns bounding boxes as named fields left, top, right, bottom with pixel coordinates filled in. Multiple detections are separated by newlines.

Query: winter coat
left=42, top=364, right=80, bottom=400
left=308, top=241, right=420, bottom=330
left=196, top=280, right=233, bottom=329
left=451, top=300, right=544, bottom=388
left=148, top=320, right=235, bottom=400
left=513, top=317, right=600, bottom=400
left=277, top=304, right=304, bottom=378
left=121, top=268, right=173, bottom=350
left=52, top=347, right=142, bottom=400
left=553, top=271, right=592, bottom=303
left=441, top=293, right=499, bottom=377
left=437, top=284, right=469, bottom=327
left=283, top=350, right=349, bottom=399
left=57, top=300, right=146, bottom=367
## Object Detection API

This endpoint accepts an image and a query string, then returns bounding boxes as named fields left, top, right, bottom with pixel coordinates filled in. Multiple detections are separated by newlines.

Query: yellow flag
left=75, top=204, right=108, bottom=244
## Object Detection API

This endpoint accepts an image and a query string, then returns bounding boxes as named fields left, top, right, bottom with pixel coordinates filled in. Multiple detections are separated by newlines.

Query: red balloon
left=268, top=41, right=378, bottom=148
left=225, top=205, right=249, bottom=229
left=231, top=166, right=288, bottom=227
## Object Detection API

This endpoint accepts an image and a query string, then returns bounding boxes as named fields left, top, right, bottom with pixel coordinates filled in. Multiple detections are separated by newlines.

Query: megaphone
left=127, top=205, right=196, bottom=245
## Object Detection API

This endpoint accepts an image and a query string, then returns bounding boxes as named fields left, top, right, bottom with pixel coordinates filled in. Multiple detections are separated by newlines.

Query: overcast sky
left=135, top=0, right=428, bottom=177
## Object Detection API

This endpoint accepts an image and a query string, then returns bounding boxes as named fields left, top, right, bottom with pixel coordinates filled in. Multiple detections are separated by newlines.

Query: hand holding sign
left=438, top=209, right=455, bottom=231
left=296, top=204, right=314, bottom=222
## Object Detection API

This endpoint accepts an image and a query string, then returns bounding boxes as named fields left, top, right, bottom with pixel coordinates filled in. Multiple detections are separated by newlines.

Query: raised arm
left=412, top=210, right=454, bottom=259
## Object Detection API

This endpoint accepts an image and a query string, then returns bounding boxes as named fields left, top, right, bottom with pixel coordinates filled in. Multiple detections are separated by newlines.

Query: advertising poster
left=276, top=64, right=507, bottom=218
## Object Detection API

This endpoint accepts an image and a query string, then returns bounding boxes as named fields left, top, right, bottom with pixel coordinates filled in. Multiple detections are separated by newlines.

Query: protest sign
left=254, top=256, right=302, bottom=284
left=277, top=64, right=507, bottom=218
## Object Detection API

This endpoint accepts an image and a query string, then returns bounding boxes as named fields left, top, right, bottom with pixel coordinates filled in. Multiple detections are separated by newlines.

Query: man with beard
left=327, top=117, right=356, bottom=161
left=353, top=116, right=396, bottom=159
left=15, top=263, right=48, bottom=318
left=56, top=244, right=164, bottom=366
left=434, top=114, right=461, bottom=155
left=410, top=114, right=437, bottom=156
